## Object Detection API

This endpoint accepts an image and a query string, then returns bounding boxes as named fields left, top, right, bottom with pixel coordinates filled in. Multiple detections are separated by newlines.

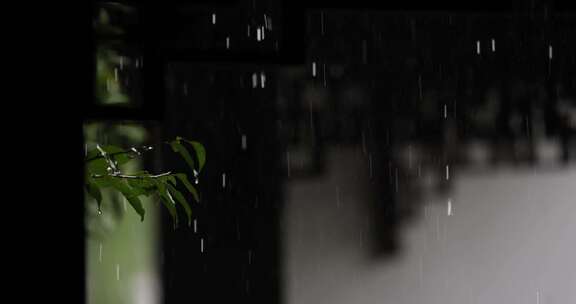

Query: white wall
left=284, top=146, right=576, bottom=304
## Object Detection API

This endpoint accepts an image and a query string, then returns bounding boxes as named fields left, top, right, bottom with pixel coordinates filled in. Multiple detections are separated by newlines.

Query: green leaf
left=159, top=174, right=177, bottom=186
left=91, top=175, right=115, bottom=188
left=166, top=183, right=192, bottom=226
left=129, top=181, right=156, bottom=196
left=182, top=139, right=206, bottom=172
left=86, top=156, right=108, bottom=175
left=109, top=178, right=145, bottom=221
left=85, top=180, right=103, bottom=210
left=170, top=140, right=196, bottom=173
left=127, top=172, right=157, bottom=196
left=125, top=195, right=145, bottom=221
left=155, top=180, right=178, bottom=226
left=174, top=173, right=200, bottom=203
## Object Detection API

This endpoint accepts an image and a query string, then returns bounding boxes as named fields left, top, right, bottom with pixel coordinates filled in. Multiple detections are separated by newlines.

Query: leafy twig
left=85, top=137, right=205, bottom=226
left=86, top=145, right=154, bottom=162
left=91, top=172, right=172, bottom=179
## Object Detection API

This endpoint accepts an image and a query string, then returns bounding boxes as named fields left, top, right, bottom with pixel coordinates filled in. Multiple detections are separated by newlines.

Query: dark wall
left=160, top=63, right=283, bottom=304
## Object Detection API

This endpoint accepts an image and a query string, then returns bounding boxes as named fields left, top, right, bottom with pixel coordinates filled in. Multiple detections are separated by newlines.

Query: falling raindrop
left=98, top=242, right=103, bottom=263
left=491, top=38, right=496, bottom=52
left=476, top=40, right=481, bottom=55
left=261, top=26, right=265, bottom=40
left=312, top=61, right=317, bottom=77
left=222, top=173, right=226, bottom=188
left=226, top=36, right=230, bottom=49
left=131, top=147, right=141, bottom=155
left=256, top=28, right=262, bottom=41
left=193, top=219, right=197, bottom=233
left=211, top=13, right=216, bottom=25
left=200, top=238, right=204, bottom=253
left=252, top=73, right=258, bottom=88
left=447, top=199, right=453, bottom=216
left=548, top=45, right=553, bottom=60
left=247, top=24, right=251, bottom=37
left=116, top=264, right=120, bottom=281
left=445, top=164, right=450, bottom=180
left=167, top=191, right=176, bottom=205
left=536, top=290, right=541, bottom=304
left=241, top=134, right=247, bottom=150
left=260, top=72, right=266, bottom=88
left=443, top=103, right=448, bottom=119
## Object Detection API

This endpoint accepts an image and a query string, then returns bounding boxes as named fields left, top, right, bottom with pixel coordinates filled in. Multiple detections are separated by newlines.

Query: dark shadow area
left=160, top=63, right=284, bottom=304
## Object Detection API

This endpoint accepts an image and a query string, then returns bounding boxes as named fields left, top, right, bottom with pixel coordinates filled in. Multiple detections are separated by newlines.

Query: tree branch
left=92, top=172, right=173, bottom=179
left=85, top=144, right=156, bottom=162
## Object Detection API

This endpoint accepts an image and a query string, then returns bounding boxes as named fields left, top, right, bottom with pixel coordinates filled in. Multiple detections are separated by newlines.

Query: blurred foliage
left=89, top=3, right=207, bottom=229
left=93, top=2, right=137, bottom=37
left=94, top=2, right=140, bottom=106
left=85, top=136, right=205, bottom=228
left=85, top=123, right=148, bottom=239
left=85, top=122, right=161, bottom=304
left=96, top=48, right=131, bottom=104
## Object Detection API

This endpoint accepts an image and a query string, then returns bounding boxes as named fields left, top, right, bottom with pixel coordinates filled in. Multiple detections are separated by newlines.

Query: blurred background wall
left=284, top=145, right=576, bottom=304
